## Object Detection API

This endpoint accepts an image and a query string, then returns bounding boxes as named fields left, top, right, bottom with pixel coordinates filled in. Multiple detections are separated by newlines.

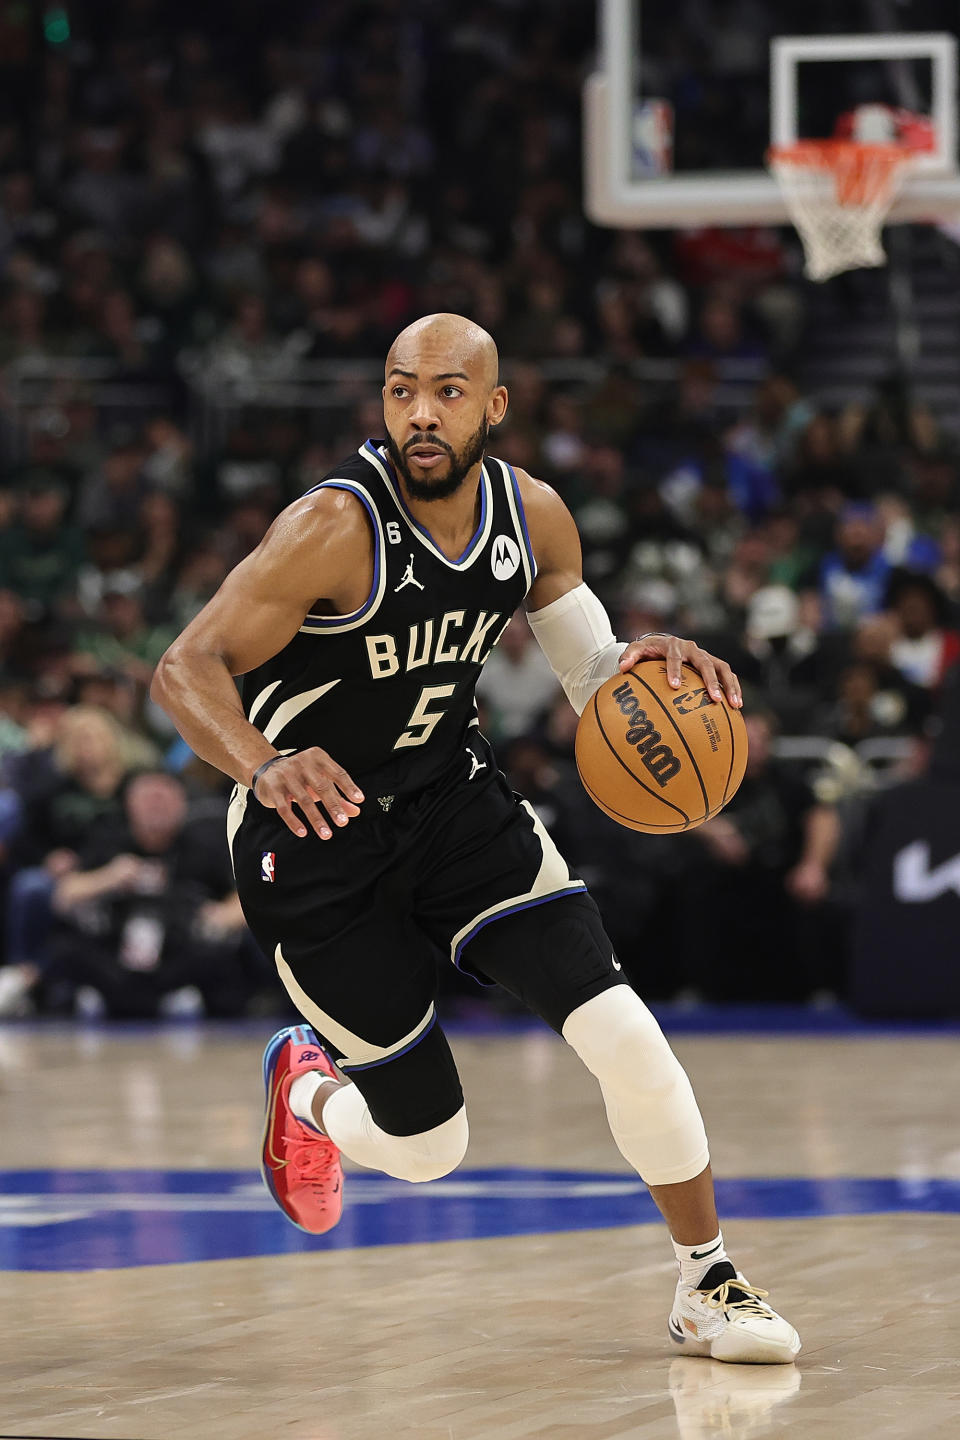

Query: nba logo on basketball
left=261, top=852, right=276, bottom=883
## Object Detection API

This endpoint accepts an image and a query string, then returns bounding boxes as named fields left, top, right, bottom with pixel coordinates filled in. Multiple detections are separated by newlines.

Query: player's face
left=382, top=354, right=506, bottom=502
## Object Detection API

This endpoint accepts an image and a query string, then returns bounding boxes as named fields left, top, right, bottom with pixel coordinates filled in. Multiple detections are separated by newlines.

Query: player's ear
left=488, top=384, right=508, bottom=426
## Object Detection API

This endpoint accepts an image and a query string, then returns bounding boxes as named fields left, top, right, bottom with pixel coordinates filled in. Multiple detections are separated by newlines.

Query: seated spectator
left=786, top=412, right=860, bottom=502
left=819, top=504, right=891, bottom=630
left=0, top=702, right=151, bottom=1008
left=0, top=677, right=30, bottom=760
left=0, top=589, right=30, bottom=680
left=725, top=585, right=839, bottom=732
left=876, top=494, right=941, bottom=574
left=686, top=294, right=766, bottom=363
left=764, top=509, right=821, bottom=592
left=169, top=544, right=229, bottom=629
left=0, top=705, right=142, bottom=1015
left=136, top=492, right=188, bottom=608
left=77, top=427, right=149, bottom=535
left=10, top=704, right=138, bottom=855
left=936, top=518, right=960, bottom=605
left=74, top=579, right=176, bottom=689
left=49, top=771, right=259, bottom=1018
left=680, top=711, right=842, bottom=1000
left=814, top=659, right=927, bottom=750
left=840, top=372, right=939, bottom=461
left=719, top=527, right=772, bottom=618
left=572, top=445, right=632, bottom=589
left=886, top=571, right=960, bottom=691
left=75, top=525, right=143, bottom=617
left=725, top=375, right=812, bottom=476
left=140, top=416, right=194, bottom=498
left=504, top=702, right=685, bottom=998
left=0, top=478, right=84, bottom=616
left=475, top=614, right=558, bottom=746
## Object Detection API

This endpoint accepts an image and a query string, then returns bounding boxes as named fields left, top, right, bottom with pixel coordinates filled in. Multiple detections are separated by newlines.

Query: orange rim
left=768, top=140, right=909, bottom=206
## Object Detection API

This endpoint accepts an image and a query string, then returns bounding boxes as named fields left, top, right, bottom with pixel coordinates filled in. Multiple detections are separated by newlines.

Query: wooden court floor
left=1, top=1020, right=959, bottom=1439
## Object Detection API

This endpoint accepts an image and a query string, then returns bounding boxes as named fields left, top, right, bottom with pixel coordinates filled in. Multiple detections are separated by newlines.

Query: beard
left=385, top=418, right=489, bottom=502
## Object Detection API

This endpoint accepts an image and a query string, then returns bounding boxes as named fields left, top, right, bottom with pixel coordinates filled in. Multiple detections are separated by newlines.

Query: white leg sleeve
left=562, top=988, right=710, bottom=1186
left=322, top=1083, right=469, bottom=1184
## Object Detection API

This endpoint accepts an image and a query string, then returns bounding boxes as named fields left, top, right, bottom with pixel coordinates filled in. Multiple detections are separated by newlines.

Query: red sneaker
left=260, top=1024, right=344, bottom=1234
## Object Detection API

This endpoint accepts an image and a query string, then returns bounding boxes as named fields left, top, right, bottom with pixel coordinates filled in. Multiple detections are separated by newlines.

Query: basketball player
left=152, top=314, right=800, bottom=1364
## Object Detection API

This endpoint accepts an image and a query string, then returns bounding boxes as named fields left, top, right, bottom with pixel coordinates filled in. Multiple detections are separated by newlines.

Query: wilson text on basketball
left=610, top=683, right=682, bottom=786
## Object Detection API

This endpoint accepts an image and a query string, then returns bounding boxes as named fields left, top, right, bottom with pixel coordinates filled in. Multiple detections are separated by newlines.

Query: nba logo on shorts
left=261, top=852, right=276, bottom=883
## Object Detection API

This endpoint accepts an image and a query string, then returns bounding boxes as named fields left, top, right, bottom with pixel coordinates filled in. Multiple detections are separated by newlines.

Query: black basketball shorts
left=230, top=733, right=625, bottom=1132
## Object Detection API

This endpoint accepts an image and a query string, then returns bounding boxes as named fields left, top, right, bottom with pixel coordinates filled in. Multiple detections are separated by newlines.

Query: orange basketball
left=575, top=661, right=748, bottom=833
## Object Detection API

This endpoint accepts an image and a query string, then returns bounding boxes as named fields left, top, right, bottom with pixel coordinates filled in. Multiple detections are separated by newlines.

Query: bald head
left=386, top=313, right=500, bottom=393
left=382, top=312, right=508, bottom=503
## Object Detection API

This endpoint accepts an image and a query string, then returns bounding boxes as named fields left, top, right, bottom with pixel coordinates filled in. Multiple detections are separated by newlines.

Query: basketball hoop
left=768, top=139, right=915, bottom=282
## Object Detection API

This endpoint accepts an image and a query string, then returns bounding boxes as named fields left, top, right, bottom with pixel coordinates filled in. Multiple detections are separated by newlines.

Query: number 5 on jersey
left=395, top=683, right=457, bottom=748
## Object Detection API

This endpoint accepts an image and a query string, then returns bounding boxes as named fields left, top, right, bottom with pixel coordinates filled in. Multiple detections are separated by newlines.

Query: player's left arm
left=518, top=470, right=741, bottom=711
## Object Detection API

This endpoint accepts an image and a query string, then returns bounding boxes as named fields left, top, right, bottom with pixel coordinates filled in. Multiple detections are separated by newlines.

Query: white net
left=768, top=141, right=913, bottom=282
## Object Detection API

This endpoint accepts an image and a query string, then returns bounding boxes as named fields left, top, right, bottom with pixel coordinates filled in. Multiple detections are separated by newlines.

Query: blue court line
left=9, top=1004, right=960, bottom=1046
left=448, top=1003, right=960, bottom=1038
left=2, top=1169, right=958, bottom=1271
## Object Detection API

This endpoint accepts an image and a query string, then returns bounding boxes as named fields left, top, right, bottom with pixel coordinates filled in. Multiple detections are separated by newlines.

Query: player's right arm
left=151, top=489, right=368, bottom=840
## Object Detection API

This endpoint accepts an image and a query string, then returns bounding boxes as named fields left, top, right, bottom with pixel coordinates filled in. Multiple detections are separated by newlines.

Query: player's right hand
left=252, top=749, right=364, bottom=840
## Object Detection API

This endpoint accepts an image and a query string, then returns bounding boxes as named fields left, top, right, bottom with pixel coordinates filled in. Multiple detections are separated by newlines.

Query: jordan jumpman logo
left=394, top=554, right=425, bottom=593
left=466, top=748, right=486, bottom=780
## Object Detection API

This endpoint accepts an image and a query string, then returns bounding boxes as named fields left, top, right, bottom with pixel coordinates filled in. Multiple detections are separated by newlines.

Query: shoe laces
left=702, top=1278, right=771, bottom=1318
left=283, top=1135, right=339, bottom=1186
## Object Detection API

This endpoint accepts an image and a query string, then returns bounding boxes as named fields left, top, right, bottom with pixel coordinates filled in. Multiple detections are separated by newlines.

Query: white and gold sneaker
left=668, top=1261, right=801, bottom=1364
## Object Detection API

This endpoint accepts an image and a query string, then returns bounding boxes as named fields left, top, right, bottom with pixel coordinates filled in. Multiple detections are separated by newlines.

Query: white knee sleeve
left=323, top=1085, right=469, bottom=1183
left=562, top=988, right=709, bottom=1187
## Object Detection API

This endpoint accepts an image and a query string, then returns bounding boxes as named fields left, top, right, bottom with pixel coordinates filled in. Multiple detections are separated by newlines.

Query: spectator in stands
left=726, top=375, right=812, bottom=477
left=814, top=659, right=923, bottom=750
left=0, top=590, right=30, bottom=680
left=682, top=710, right=841, bottom=999
left=886, top=571, right=960, bottom=690
left=77, top=429, right=148, bottom=535
left=728, top=585, right=836, bottom=732
left=0, top=478, right=84, bottom=615
left=936, top=518, right=960, bottom=604
left=819, top=504, right=891, bottom=629
left=140, top=417, right=194, bottom=498
left=49, top=771, right=256, bottom=1018
left=503, top=701, right=684, bottom=998
left=0, top=706, right=146, bottom=1017
left=840, top=372, right=939, bottom=461
left=136, top=492, right=188, bottom=606
left=74, top=579, right=176, bottom=689
left=687, top=294, right=766, bottom=363
left=476, top=614, right=558, bottom=747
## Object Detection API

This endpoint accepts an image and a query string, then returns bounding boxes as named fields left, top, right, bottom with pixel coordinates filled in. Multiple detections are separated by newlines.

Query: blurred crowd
left=0, top=0, right=957, bottom=1017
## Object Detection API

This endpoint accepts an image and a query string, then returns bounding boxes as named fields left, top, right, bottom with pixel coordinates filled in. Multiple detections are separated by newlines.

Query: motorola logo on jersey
left=491, top=534, right=521, bottom=581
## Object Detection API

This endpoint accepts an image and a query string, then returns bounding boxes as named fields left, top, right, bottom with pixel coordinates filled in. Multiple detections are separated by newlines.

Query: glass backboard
left=584, top=0, right=960, bottom=228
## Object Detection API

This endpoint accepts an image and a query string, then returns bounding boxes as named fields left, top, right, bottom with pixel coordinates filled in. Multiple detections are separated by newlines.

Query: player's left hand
left=618, top=634, right=742, bottom=708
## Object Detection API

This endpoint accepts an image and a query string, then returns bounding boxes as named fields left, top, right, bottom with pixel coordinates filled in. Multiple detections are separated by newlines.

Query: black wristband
left=251, top=754, right=288, bottom=797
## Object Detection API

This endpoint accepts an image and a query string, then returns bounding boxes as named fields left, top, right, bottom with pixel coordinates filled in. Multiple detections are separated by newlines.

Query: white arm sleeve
left=526, top=583, right=626, bottom=716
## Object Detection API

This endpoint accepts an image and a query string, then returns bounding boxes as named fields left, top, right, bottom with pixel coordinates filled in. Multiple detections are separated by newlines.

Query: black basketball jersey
left=240, top=439, right=536, bottom=796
